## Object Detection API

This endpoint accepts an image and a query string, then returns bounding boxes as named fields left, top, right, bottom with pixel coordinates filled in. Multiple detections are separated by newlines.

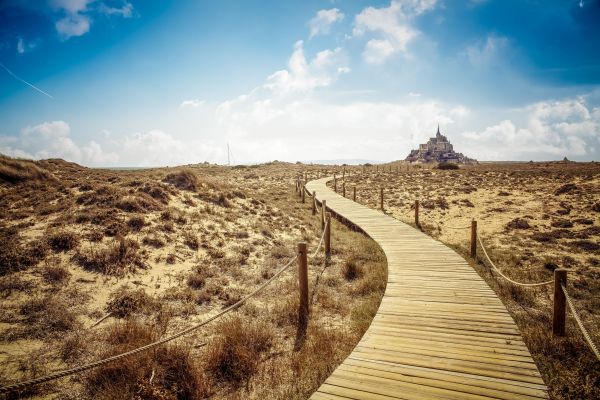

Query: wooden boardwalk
left=306, top=177, right=547, bottom=400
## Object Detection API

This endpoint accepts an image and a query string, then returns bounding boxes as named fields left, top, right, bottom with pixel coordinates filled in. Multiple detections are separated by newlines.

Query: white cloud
left=0, top=122, right=224, bottom=167
left=353, top=0, right=437, bottom=64
left=262, top=40, right=348, bottom=96
left=180, top=99, right=205, bottom=109
left=0, top=121, right=118, bottom=165
left=120, top=130, right=222, bottom=167
left=464, top=35, right=509, bottom=68
left=16, top=37, right=38, bottom=54
left=51, top=0, right=134, bottom=39
left=215, top=90, right=469, bottom=162
left=462, top=98, right=600, bottom=160
left=17, top=37, right=24, bottom=54
left=309, top=8, right=344, bottom=38
left=99, top=2, right=134, bottom=18
left=55, top=13, right=91, bottom=39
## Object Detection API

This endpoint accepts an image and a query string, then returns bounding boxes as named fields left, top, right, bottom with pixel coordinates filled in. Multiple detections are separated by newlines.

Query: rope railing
left=1, top=220, right=336, bottom=395
left=562, top=284, right=600, bottom=361
left=3, top=182, right=333, bottom=395
left=316, top=174, right=599, bottom=364
left=310, top=220, right=327, bottom=259
left=477, top=233, right=552, bottom=287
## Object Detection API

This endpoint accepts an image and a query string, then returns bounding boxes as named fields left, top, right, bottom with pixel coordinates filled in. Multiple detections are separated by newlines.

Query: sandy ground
left=0, top=158, right=386, bottom=399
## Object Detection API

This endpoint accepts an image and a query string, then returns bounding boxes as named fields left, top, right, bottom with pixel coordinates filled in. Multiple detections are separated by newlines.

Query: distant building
left=405, top=125, right=476, bottom=164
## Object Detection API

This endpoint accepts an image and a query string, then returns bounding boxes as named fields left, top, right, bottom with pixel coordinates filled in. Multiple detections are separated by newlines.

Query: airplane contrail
left=0, top=62, right=54, bottom=99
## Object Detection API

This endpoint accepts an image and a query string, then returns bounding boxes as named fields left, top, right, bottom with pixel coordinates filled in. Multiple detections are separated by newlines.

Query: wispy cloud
left=180, top=99, right=205, bottom=109
left=0, top=62, right=53, bottom=99
left=309, top=8, right=344, bottom=38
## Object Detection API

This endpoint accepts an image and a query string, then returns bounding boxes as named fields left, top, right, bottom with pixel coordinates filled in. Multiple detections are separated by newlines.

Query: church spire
left=436, top=123, right=440, bottom=137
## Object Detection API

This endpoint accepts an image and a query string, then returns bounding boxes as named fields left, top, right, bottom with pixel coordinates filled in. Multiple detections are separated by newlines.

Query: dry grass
left=74, top=237, right=147, bottom=276
left=0, top=154, right=56, bottom=184
left=106, top=286, right=157, bottom=318
left=83, top=319, right=210, bottom=399
left=163, top=169, right=200, bottom=191
left=0, top=158, right=387, bottom=399
left=206, top=315, right=273, bottom=384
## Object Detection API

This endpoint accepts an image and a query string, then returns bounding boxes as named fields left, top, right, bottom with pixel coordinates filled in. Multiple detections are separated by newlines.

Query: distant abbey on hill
left=405, top=125, right=476, bottom=164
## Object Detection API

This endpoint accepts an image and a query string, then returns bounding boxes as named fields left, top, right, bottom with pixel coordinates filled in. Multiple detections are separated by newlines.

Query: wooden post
left=343, top=182, right=346, bottom=197
left=301, top=184, right=305, bottom=203
left=380, top=187, right=384, bottom=211
left=470, top=220, right=477, bottom=259
left=553, top=269, right=567, bottom=337
left=321, top=199, right=326, bottom=230
left=415, top=200, right=419, bottom=226
left=334, top=176, right=337, bottom=192
left=297, top=242, right=309, bottom=324
left=353, top=186, right=356, bottom=202
left=325, top=213, right=331, bottom=258
left=343, top=167, right=345, bottom=179
left=312, top=191, right=316, bottom=215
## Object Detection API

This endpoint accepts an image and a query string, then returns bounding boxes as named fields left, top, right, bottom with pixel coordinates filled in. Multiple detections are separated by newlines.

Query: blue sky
left=1, top=0, right=599, bottom=166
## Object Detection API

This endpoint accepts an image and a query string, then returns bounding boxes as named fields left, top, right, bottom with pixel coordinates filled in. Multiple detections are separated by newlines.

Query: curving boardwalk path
left=306, top=177, right=547, bottom=400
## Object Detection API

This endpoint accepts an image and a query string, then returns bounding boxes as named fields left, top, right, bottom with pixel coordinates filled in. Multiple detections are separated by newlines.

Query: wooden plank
left=306, top=177, right=548, bottom=399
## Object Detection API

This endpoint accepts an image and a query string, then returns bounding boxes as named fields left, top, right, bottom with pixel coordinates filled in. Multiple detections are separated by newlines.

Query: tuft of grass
left=186, top=267, right=208, bottom=289
left=163, top=169, right=199, bottom=191
left=47, top=230, right=80, bottom=252
left=342, top=258, right=364, bottom=281
left=126, top=215, right=145, bottom=231
left=74, top=237, right=147, bottom=276
left=205, top=315, right=273, bottom=384
left=437, top=162, right=459, bottom=170
left=17, top=295, right=79, bottom=338
left=0, top=274, right=34, bottom=297
left=183, top=229, right=199, bottom=250
left=106, top=286, right=156, bottom=318
left=40, top=261, right=71, bottom=284
left=0, top=239, right=48, bottom=275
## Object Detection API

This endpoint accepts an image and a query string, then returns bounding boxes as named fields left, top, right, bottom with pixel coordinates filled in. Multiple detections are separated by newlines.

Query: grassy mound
left=0, top=155, right=56, bottom=184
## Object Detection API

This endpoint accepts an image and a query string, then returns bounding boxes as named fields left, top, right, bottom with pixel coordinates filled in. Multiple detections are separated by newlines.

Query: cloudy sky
left=1, top=0, right=599, bottom=166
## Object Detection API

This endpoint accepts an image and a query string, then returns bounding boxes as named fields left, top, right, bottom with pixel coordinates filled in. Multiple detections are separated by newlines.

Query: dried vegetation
left=0, top=157, right=386, bottom=399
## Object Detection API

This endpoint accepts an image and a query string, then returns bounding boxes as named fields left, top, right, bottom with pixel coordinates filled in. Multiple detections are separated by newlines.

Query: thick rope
left=477, top=233, right=552, bottom=287
left=562, top=284, right=600, bottom=361
left=0, top=254, right=298, bottom=394
left=441, top=225, right=471, bottom=230
left=310, top=220, right=327, bottom=259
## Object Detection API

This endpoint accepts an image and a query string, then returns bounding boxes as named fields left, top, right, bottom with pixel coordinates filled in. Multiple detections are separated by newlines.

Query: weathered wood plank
left=306, top=177, right=547, bottom=399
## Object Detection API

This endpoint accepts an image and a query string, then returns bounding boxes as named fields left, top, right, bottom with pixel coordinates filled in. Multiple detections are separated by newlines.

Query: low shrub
left=343, top=259, right=364, bottom=281
left=554, top=183, right=578, bottom=195
left=74, top=237, right=147, bottom=276
left=40, top=263, right=71, bottom=284
left=126, top=215, right=145, bottom=232
left=506, top=218, right=531, bottom=230
left=437, top=162, right=459, bottom=170
left=106, top=286, right=156, bottom=318
left=47, top=230, right=80, bottom=252
left=18, top=295, right=79, bottom=338
left=205, top=315, right=273, bottom=384
left=163, top=170, right=199, bottom=191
